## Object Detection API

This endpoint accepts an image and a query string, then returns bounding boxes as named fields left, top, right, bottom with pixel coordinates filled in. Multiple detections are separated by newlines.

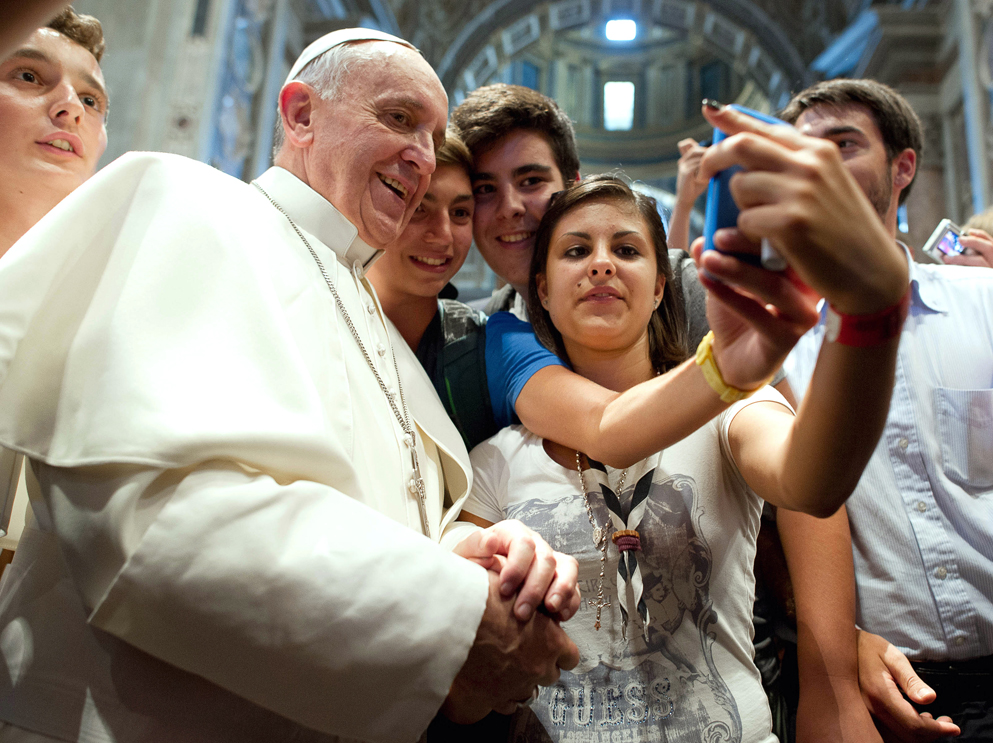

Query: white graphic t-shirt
left=465, top=387, right=789, bottom=743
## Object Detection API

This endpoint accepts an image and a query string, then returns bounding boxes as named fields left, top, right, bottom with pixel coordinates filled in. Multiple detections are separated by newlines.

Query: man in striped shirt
left=782, top=78, right=993, bottom=741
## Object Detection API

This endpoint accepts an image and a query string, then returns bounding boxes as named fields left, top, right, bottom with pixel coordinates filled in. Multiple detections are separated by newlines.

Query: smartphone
left=923, top=219, right=964, bottom=262
left=703, top=104, right=791, bottom=270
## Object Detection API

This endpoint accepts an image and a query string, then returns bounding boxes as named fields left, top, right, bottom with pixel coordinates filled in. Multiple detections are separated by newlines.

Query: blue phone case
left=703, top=104, right=790, bottom=269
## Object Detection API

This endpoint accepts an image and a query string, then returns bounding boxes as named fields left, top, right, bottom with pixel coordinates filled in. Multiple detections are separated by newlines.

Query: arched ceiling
left=389, top=0, right=866, bottom=76
left=434, top=0, right=808, bottom=94
left=301, top=0, right=866, bottom=91
left=301, top=0, right=868, bottom=185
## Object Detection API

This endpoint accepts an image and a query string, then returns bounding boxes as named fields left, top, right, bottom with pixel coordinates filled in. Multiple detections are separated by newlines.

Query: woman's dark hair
left=526, top=175, right=688, bottom=374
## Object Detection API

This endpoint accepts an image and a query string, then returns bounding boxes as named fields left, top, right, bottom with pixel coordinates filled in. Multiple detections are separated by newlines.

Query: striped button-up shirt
left=784, top=249, right=993, bottom=661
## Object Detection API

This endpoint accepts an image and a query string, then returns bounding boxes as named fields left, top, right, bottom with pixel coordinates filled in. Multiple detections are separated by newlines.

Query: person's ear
left=654, top=274, right=665, bottom=309
left=279, top=82, right=317, bottom=149
left=892, top=147, right=916, bottom=194
left=537, top=273, right=549, bottom=309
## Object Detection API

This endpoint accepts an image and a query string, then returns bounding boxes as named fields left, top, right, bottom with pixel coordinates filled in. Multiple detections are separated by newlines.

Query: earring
left=542, top=298, right=549, bottom=308
left=654, top=299, right=660, bottom=309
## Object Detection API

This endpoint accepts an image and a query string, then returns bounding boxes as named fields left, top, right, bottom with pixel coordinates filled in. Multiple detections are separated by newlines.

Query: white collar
left=253, top=166, right=382, bottom=274
left=815, top=239, right=942, bottom=323
left=900, top=240, right=945, bottom=314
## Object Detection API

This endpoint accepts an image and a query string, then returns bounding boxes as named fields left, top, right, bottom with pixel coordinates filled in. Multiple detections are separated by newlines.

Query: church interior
left=0, top=4, right=991, bottom=740
left=72, top=0, right=993, bottom=298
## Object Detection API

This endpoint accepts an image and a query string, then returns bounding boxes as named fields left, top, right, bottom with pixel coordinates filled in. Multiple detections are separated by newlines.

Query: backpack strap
left=435, top=299, right=497, bottom=450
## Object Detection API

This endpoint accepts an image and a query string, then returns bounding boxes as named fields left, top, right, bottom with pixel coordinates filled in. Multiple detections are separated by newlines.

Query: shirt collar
left=253, top=166, right=382, bottom=273
left=817, top=240, right=944, bottom=323
left=900, top=240, right=946, bottom=314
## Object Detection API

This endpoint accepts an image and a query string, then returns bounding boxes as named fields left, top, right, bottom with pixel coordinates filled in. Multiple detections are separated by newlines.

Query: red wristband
left=825, top=287, right=911, bottom=347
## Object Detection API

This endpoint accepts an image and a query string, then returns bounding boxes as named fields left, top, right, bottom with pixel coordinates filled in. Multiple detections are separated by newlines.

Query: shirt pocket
left=934, top=387, right=993, bottom=490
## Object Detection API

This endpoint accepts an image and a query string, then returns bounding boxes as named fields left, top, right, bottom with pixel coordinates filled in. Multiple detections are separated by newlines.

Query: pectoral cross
left=405, top=433, right=430, bottom=537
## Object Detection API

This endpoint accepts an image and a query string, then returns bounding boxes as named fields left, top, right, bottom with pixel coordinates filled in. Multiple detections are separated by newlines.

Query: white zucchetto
left=283, top=27, right=416, bottom=87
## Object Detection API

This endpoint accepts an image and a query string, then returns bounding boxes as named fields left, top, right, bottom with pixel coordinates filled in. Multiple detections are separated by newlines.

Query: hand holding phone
left=703, top=104, right=791, bottom=271
left=696, top=101, right=909, bottom=317
left=922, top=219, right=964, bottom=262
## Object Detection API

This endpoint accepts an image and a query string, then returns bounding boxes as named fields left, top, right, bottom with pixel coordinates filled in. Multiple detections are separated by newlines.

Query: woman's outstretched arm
left=513, top=256, right=818, bottom=469
left=699, top=104, right=907, bottom=517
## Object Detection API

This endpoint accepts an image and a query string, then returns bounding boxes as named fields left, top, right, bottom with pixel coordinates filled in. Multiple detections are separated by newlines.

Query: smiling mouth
left=412, top=256, right=449, bottom=266
left=45, top=139, right=76, bottom=153
left=497, top=232, right=534, bottom=244
left=379, top=175, right=408, bottom=200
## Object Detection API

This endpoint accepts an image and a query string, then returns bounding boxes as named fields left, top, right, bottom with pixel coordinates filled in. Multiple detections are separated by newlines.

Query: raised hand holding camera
left=695, top=101, right=908, bottom=317
left=702, top=102, right=791, bottom=272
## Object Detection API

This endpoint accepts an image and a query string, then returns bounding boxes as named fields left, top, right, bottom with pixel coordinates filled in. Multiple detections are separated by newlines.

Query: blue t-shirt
left=484, top=311, right=565, bottom=428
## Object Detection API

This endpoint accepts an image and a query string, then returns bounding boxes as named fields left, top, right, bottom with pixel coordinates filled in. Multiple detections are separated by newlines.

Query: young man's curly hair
left=48, top=6, right=105, bottom=62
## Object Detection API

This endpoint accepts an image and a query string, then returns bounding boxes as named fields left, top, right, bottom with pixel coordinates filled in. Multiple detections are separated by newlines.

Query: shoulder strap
left=436, top=300, right=497, bottom=450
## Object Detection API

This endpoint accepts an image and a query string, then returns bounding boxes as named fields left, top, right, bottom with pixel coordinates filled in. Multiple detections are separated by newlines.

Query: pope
left=0, top=29, right=579, bottom=743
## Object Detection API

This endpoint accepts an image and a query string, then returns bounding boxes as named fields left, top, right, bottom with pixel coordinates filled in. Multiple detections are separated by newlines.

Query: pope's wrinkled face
left=306, top=44, right=448, bottom=249
left=0, top=28, right=108, bottom=194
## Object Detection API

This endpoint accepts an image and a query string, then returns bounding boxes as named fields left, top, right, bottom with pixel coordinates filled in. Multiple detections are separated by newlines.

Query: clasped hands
left=444, top=520, right=581, bottom=723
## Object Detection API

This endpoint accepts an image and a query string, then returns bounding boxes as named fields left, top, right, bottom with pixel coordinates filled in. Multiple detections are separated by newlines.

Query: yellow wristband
left=694, top=331, right=769, bottom=403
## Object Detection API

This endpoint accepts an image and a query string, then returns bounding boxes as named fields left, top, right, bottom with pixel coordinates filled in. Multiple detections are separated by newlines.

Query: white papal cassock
left=0, top=152, right=488, bottom=743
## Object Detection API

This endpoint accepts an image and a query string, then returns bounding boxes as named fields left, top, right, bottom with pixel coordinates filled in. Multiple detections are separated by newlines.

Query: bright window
left=605, top=19, right=637, bottom=41
left=604, top=81, right=635, bottom=131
